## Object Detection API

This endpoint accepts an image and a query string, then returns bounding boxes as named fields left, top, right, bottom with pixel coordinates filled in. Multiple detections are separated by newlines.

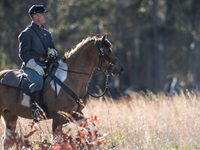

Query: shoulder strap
left=29, top=26, right=47, bottom=52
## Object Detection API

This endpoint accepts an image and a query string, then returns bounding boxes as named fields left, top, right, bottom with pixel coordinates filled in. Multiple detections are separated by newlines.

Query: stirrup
left=33, top=108, right=44, bottom=122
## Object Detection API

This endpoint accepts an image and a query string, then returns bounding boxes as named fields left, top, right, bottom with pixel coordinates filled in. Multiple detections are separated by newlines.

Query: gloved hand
left=26, top=59, right=45, bottom=76
left=48, top=48, right=58, bottom=56
left=34, top=65, right=45, bottom=76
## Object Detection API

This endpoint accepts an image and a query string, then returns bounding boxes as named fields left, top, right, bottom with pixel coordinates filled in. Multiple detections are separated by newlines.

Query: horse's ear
left=102, top=33, right=107, bottom=42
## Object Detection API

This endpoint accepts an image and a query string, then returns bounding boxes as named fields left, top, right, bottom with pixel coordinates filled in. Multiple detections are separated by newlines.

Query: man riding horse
left=18, top=5, right=57, bottom=122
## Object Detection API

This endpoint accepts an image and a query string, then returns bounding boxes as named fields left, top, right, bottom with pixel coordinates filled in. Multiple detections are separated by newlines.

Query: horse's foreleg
left=52, top=114, right=66, bottom=136
left=2, top=110, right=18, bottom=150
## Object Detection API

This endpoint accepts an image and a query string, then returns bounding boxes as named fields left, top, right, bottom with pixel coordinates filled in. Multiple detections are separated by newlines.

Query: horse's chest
left=50, top=62, right=68, bottom=96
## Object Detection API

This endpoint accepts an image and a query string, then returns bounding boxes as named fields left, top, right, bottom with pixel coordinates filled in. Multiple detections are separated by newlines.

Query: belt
left=35, top=57, right=45, bottom=62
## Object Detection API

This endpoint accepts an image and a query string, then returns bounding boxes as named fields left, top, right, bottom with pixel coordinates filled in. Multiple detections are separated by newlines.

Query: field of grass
left=1, top=91, right=200, bottom=149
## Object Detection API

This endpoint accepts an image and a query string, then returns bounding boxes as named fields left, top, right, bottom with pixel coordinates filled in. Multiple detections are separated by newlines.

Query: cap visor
left=35, top=10, right=48, bottom=13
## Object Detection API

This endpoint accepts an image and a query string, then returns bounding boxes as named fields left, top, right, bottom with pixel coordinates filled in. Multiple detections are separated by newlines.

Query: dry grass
left=1, top=91, right=200, bottom=149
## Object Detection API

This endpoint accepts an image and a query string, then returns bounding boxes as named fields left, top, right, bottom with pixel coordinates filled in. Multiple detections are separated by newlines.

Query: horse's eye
left=107, top=49, right=111, bottom=54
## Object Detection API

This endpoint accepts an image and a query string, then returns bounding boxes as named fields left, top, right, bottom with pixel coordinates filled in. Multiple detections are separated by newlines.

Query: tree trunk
left=152, top=0, right=159, bottom=91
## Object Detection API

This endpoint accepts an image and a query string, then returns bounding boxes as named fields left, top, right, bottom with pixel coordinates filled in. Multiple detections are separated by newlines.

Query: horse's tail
left=0, top=115, right=5, bottom=143
left=0, top=112, right=5, bottom=127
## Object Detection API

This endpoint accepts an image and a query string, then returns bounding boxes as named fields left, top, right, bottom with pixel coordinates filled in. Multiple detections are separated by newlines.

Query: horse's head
left=94, top=34, right=123, bottom=76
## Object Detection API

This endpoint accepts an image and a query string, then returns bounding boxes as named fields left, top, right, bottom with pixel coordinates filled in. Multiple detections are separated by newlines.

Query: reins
left=57, top=65, right=105, bottom=76
left=51, top=38, right=117, bottom=99
left=87, top=73, right=109, bottom=98
left=55, top=57, right=111, bottom=98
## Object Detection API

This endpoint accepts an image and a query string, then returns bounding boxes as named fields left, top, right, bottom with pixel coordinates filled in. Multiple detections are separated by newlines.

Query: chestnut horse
left=0, top=34, right=123, bottom=148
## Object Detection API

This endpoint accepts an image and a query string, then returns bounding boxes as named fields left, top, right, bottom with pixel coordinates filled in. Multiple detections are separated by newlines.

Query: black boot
left=30, top=90, right=45, bottom=122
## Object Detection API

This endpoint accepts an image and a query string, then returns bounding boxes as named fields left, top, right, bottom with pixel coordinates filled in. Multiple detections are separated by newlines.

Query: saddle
left=0, top=68, right=57, bottom=119
left=1, top=69, right=31, bottom=95
left=1, top=68, right=57, bottom=96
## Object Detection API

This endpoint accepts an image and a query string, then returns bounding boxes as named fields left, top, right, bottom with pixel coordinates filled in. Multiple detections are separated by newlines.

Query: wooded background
left=1, top=0, right=200, bottom=94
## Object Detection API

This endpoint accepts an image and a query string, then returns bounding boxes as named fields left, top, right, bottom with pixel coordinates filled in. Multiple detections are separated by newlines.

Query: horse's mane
left=64, top=35, right=112, bottom=59
left=64, top=36, right=95, bottom=59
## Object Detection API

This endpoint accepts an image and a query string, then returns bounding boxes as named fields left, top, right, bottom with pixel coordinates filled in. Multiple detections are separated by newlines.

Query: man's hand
left=34, top=65, right=45, bottom=76
left=26, top=59, right=45, bottom=76
left=48, top=48, right=57, bottom=56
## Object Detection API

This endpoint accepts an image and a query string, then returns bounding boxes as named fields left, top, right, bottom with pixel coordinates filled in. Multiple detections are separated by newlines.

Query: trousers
left=22, top=67, right=44, bottom=93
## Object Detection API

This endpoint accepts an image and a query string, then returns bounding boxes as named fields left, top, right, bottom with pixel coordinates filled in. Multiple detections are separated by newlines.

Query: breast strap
left=50, top=73, right=86, bottom=112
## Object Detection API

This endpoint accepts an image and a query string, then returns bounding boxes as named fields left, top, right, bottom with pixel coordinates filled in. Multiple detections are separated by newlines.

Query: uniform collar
left=31, top=21, right=44, bottom=30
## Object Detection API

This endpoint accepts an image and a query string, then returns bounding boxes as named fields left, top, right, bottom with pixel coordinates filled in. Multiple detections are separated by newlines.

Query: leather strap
left=50, top=73, right=86, bottom=112
left=29, top=26, right=47, bottom=53
left=16, top=73, right=32, bottom=102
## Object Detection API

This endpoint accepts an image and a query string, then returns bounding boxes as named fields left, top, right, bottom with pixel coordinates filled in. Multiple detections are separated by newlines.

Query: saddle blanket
left=0, top=69, right=55, bottom=95
left=1, top=69, right=31, bottom=95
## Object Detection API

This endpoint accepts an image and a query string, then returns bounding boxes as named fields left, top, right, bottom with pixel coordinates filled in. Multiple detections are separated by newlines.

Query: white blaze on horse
left=0, top=34, right=123, bottom=149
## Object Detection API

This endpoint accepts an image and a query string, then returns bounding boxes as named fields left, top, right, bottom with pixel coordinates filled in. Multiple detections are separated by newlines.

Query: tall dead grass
left=83, top=91, right=200, bottom=149
left=1, top=91, right=200, bottom=149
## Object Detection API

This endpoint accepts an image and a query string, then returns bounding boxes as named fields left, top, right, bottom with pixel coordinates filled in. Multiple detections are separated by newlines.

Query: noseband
left=95, top=40, right=118, bottom=73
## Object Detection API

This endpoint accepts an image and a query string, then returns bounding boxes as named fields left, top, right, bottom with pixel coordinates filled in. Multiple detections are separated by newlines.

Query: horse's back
left=0, top=70, right=11, bottom=80
left=0, top=69, right=14, bottom=99
left=0, top=70, right=11, bottom=115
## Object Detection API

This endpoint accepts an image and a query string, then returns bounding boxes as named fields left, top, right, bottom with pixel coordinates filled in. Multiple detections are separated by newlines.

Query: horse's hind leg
left=2, top=110, right=18, bottom=150
left=0, top=102, right=5, bottom=149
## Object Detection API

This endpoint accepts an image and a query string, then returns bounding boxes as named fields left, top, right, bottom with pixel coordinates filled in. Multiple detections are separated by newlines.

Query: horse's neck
left=67, top=43, right=97, bottom=75
left=58, top=55, right=95, bottom=97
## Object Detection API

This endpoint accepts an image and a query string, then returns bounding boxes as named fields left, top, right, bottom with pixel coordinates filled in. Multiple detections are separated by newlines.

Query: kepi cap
left=28, top=5, right=48, bottom=15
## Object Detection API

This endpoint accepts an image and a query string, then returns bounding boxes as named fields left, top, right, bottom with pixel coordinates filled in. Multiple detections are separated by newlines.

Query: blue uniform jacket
left=18, top=22, right=57, bottom=67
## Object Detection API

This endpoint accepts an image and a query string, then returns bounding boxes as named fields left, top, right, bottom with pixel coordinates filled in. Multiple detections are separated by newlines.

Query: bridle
left=56, top=40, right=117, bottom=75
left=50, top=39, right=118, bottom=98
left=95, top=40, right=118, bottom=73
left=86, top=40, right=118, bottom=98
